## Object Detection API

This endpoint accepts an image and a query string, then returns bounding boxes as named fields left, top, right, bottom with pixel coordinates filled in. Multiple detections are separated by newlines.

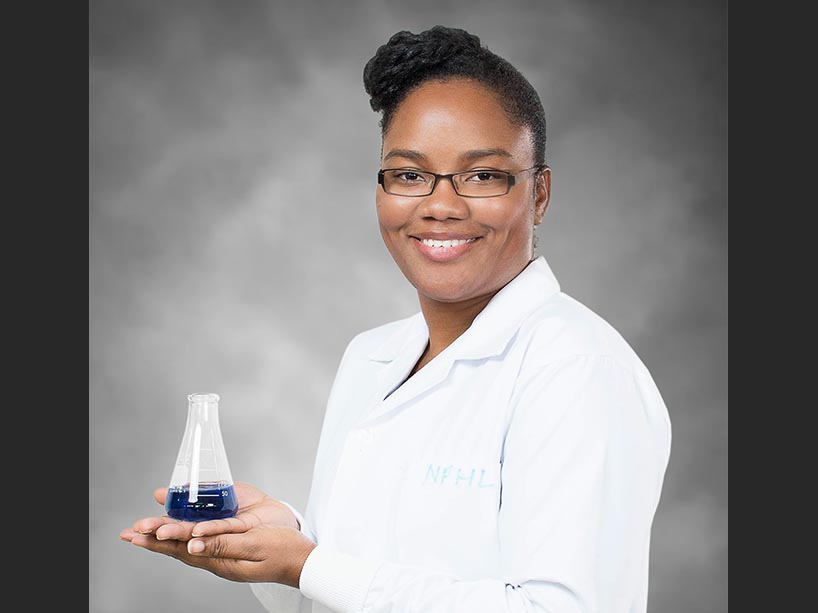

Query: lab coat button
left=361, top=428, right=374, bottom=442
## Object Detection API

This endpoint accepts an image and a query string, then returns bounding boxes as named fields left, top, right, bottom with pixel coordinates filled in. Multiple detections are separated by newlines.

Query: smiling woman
left=120, top=25, right=672, bottom=613
left=375, top=79, right=549, bottom=304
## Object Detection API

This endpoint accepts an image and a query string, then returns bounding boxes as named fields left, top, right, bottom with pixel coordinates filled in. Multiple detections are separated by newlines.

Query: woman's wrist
left=287, top=540, right=318, bottom=588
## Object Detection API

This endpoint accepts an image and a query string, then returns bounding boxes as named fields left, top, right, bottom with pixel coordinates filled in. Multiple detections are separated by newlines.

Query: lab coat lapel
left=362, top=256, right=561, bottom=425
left=362, top=314, right=510, bottom=425
left=364, top=313, right=428, bottom=413
left=371, top=353, right=455, bottom=422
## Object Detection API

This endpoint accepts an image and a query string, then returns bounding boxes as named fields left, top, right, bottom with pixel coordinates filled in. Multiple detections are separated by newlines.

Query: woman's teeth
left=420, top=238, right=476, bottom=248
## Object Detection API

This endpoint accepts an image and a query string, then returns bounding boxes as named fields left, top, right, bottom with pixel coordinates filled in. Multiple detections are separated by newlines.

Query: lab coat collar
left=366, top=255, right=561, bottom=363
left=362, top=256, right=561, bottom=423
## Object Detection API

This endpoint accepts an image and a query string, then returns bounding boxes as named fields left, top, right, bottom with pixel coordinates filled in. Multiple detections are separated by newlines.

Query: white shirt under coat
left=250, top=256, right=672, bottom=613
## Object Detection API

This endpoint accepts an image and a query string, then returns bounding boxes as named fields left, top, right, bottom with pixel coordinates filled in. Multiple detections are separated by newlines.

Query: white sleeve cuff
left=299, top=545, right=382, bottom=613
left=249, top=582, right=305, bottom=613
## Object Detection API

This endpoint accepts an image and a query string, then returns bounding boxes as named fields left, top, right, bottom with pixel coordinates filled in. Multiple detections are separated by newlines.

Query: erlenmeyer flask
left=165, top=393, right=239, bottom=521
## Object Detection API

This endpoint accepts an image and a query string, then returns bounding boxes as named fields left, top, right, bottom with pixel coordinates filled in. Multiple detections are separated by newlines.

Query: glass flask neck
left=187, top=393, right=220, bottom=422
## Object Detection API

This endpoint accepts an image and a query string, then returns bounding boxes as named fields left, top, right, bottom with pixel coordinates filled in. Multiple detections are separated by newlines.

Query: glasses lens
left=452, top=170, right=510, bottom=197
left=382, top=170, right=436, bottom=196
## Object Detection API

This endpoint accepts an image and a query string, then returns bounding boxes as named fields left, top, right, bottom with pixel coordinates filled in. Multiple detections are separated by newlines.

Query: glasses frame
left=377, top=165, right=547, bottom=198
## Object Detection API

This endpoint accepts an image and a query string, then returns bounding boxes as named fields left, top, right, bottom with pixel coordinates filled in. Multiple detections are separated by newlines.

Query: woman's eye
left=394, top=171, right=426, bottom=183
left=464, top=171, right=504, bottom=183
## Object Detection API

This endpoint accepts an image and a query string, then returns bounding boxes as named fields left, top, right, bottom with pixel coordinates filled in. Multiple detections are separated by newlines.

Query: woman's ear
left=533, top=166, right=551, bottom=226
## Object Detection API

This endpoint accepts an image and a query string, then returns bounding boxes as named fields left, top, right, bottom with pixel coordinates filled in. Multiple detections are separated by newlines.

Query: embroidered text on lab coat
left=423, top=463, right=496, bottom=488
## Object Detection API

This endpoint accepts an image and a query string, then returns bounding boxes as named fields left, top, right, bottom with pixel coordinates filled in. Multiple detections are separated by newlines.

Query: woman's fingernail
left=188, top=540, right=205, bottom=554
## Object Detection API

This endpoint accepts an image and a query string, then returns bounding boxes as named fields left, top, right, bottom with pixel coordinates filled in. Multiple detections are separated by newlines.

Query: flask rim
left=188, top=392, right=220, bottom=403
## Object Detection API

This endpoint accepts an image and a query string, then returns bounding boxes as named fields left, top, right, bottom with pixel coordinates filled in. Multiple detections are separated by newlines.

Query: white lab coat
left=251, top=256, right=672, bottom=612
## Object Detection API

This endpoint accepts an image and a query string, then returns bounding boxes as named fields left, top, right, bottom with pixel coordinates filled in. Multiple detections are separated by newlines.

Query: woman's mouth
left=412, top=236, right=479, bottom=262
left=419, top=238, right=477, bottom=248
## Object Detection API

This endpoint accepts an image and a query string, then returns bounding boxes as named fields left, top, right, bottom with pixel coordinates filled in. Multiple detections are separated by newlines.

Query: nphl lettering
left=423, top=463, right=496, bottom=488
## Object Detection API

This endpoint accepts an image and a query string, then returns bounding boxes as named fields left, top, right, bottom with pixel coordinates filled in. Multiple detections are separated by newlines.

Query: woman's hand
left=120, top=482, right=300, bottom=542
left=119, top=482, right=317, bottom=587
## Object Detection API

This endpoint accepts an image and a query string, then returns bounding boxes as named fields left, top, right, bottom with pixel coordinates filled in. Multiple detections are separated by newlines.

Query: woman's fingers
left=125, top=526, right=267, bottom=560
left=119, top=528, right=138, bottom=542
left=129, top=515, right=193, bottom=540
left=153, top=487, right=169, bottom=505
left=186, top=531, right=266, bottom=561
left=131, top=515, right=172, bottom=534
left=125, top=513, right=256, bottom=542
left=189, top=515, right=253, bottom=537
left=129, top=532, right=192, bottom=561
left=154, top=520, right=199, bottom=541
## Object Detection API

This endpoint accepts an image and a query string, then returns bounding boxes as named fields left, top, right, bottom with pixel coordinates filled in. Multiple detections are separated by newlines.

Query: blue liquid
left=165, top=482, right=239, bottom=521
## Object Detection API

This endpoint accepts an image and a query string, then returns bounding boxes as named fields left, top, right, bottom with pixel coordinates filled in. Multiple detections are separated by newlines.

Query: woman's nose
left=417, top=176, right=470, bottom=220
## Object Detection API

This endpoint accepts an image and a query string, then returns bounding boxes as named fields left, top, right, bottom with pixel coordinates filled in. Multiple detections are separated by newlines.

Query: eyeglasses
left=377, top=165, right=545, bottom=198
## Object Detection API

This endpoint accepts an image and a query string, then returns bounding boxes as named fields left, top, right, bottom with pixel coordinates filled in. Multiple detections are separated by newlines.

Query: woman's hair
left=363, top=25, right=547, bottom=165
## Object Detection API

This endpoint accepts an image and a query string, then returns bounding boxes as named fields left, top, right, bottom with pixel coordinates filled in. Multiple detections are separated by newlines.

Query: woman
left=121, top=26, right=671, bottom=613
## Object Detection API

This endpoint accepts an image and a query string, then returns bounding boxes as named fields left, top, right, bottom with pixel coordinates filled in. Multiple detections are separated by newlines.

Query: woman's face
left=376, top=78, right=550, bottom=305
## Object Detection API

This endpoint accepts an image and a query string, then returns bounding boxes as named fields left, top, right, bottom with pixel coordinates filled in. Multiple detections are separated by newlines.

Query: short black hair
left=363, top=25, right=547, bottom=165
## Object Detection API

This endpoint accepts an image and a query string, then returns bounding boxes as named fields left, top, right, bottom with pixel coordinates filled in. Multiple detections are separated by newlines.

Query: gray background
left=89, top=1, right=727, bottom=611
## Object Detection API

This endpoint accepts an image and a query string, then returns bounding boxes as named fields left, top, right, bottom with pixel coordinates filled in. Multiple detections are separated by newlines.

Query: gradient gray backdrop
left=90, top=1, right=727, bottom=611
